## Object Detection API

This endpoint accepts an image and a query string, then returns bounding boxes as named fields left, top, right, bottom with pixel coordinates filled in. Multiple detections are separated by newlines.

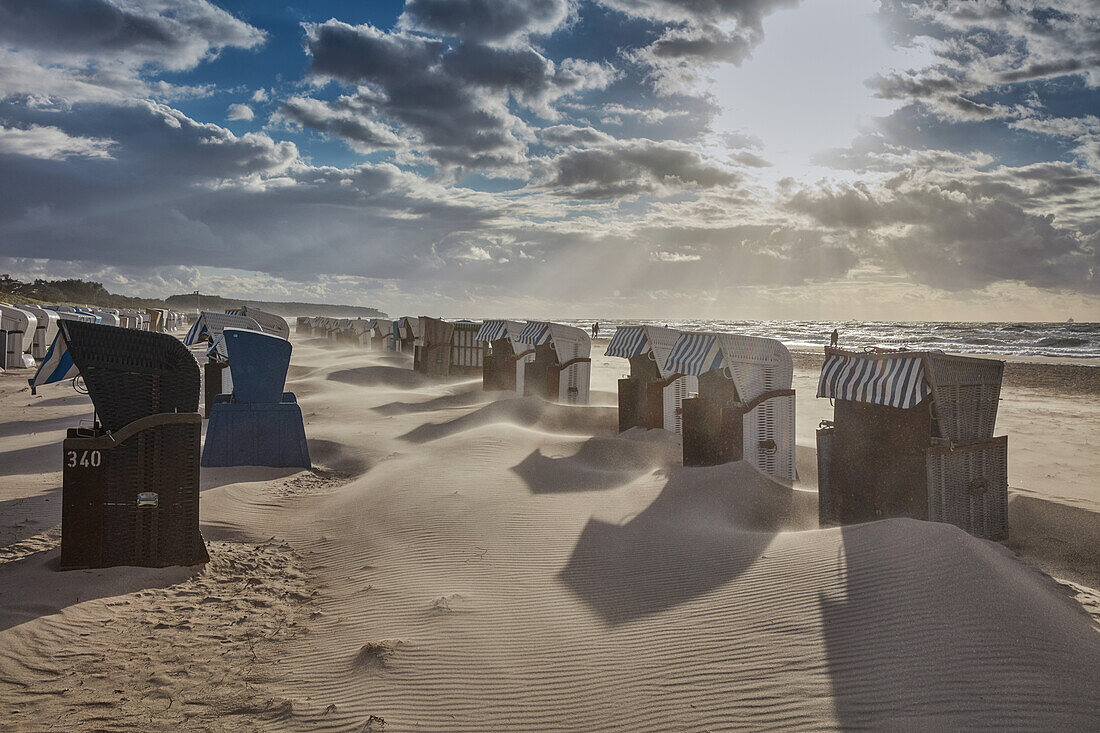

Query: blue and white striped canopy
left=474, top=319, right=508, bottom=342
left=663, top=333, right=725, bottom=376
left=817, top=351, right=930, bottom=409
left=605, top=325, right=649, bottom=359
left=517, top=321, right=552, bottom=346
left=28, top=330, right=78, bottom=394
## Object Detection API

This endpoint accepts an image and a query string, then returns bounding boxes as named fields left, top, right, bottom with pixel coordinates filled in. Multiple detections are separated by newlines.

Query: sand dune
left=0, top=338, right=1097, bottom=731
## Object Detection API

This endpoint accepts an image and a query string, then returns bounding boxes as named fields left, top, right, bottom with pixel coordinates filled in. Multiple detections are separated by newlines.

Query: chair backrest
left=714, top=333, right=793, bottom=402
left=223, top=328, right=291, bottom=404
left=229, top=307, right=290, bottom=339
left=60, top=320, right=199, bottom=431
left=184, top=311, right=261, bottom=345
left=643, top=326, right=683, bottom=378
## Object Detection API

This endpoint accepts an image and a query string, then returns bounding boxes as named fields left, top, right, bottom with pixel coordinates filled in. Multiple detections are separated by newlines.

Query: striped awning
left=475, top=319, right=508, bottom=342
left=817, top=351, right=930, bottom=409
left=663, top=333, right=725, bottom=376
left=206, top=334, right=229, bottom=361
left=605, top=325, right=649, bottom=359
left=28, top=330, right=78, bottom=394
left=517, top=321, right=552, bottom=346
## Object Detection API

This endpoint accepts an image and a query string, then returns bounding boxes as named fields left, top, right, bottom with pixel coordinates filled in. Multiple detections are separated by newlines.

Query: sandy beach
left=1, top=334, right=1097, bottom=731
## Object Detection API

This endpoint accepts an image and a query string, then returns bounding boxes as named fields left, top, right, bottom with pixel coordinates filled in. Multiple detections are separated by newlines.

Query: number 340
left=66, top=450, right=102, bottom=468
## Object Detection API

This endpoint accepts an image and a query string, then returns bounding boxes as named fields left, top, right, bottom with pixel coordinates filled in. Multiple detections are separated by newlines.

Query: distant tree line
left=0, top=275, right=387, bottom=318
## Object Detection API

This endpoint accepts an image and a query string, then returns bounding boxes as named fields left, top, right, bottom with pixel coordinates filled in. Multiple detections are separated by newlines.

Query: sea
left=557, top=320, right=1100, bottom=360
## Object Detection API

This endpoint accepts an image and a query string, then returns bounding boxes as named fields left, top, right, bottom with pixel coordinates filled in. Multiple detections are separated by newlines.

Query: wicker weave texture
left=926, top=436, right=1008, bottom=540
left=922, top=353, right=1003, bottom=444
left=62, top=420, right=207, bottom=569
left=714, top=334, right=793, bottom=402
left=60, top=320, right=200, bottom=432
left=743, top=393, right=796, bottom=484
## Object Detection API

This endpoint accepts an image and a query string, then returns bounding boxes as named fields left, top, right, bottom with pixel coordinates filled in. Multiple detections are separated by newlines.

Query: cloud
left=294, top=20, right=615, bottom=170
left=0, top=123, right=115, bottom=160
left=251, top=88, right=268, bottom=103
left=603, top=0, right=799, bottom=90
left=542, top=138, right=739, bottom=198
left=400, top=0, right=573, bottom=43
left=226, top=103, right=254, bottom=121
left=0, top=0, right=264, bottom=71
left=0, top=0, right=263, bottom=104
left=788, top=175, right=1097, bottom=292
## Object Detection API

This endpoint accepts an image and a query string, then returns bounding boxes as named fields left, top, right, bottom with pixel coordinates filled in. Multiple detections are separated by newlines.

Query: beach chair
left=475, top=320, right=534, bottom=392
left=226, top=306, right=290, bottom=340
left=606, top=325, right=699, bottom=435
left=515, top=322, right=592, bottom=405
left=15, top=305, right=59, bottom=361
left=663, top=332, right=796, bottom=485
left=815, top=347, right=1007, bottom=539
left=201, top=328, right=310, bottom=468
left=55, top=320, right=208, bottom=569
left=415, top=317, right=486, bottom=377
left=0, top=304, right=36, bottom=368
left=183, top=310, right=261, bottom=346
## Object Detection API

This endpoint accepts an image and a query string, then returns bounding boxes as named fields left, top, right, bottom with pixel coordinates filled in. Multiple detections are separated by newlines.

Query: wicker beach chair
left=516, top=321, right=591, bottom=405
left=58, top=320, right=208, bottom=569
left=606, top=325, right=699, bottom=435
left=663, top=331, right=796, bottom=485
left=816, top=347, right=1007, bottom=539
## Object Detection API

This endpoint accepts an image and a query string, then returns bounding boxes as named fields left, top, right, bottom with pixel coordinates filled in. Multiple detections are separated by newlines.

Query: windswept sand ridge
left=0, top=342, right=1098, bottom=731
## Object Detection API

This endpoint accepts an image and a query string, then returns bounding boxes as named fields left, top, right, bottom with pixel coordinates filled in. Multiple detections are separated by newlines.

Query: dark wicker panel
left=59, top=320, right=199, bottom=432
left=61, top=418, right=207, bottom=569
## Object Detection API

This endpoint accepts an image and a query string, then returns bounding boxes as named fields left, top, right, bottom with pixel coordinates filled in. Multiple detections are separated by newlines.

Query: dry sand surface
left=0, top=335, right=1098, bottom=731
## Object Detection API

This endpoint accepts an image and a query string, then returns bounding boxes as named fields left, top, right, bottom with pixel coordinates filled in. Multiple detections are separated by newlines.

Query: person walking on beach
left=592, top=322, right=600, bottom=338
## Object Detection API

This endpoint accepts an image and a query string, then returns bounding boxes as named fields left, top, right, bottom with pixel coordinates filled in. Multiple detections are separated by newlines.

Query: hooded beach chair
left=515, top=321, right=591, bottom=405
left=201, top=328, right=310, bottom=468
left=414, top=317, right=486, bottom=377
left=184, top=310, right=261, bottom=346
left=0, top=304, right=36, bottom=369
left=16, top=304, right=59, bottom=361
left=47, top=320, right=208, bottom=569
left=815, top=347, right=1007, bottom=539
left=606, top=325, right=699, bottom=434
left=475, top=320, right=535, bottom=393
left=226, top=306, right=290, bottom=340
left=663, top=332, right=795, bottom=484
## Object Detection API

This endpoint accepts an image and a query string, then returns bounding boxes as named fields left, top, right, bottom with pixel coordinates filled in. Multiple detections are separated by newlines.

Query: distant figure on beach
left=592, top=322, right=600, bottom=338
left=830, top=328, right=839, bottom=347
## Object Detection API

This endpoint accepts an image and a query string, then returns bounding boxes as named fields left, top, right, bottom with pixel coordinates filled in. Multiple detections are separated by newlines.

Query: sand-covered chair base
left=202, top=396, right=311, bottom=468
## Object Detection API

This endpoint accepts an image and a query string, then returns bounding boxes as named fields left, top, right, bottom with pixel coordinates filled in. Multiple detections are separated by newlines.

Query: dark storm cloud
left=400, top=0, right=573, bottom=43
left=295, top=20, right=614, bottom=170
left=0, top=0, right=263, bottom=71
left=543, top=138, right=738, bottom=199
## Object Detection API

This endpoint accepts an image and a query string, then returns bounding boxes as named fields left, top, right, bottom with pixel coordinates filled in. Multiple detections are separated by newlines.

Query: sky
left=0, top=0, right=1098, bottom=321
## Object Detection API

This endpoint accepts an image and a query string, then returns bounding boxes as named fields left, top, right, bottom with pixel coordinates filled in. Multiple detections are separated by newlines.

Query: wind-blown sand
left=1, top=336, right=1097, bottom=731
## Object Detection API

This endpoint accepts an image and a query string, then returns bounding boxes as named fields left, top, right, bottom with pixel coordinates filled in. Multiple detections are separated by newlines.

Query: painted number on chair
left=66, top=450, right=102, bottom=468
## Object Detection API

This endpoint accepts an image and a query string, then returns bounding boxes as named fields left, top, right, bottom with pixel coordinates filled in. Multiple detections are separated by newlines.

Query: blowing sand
left=1, top=336, right=1097, bottom=731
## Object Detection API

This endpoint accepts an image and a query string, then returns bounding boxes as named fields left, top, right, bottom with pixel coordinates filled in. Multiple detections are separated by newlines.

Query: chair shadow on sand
left=399, top=397, right=619, bottom=444
left=511, top=434, right=681, bottom=494
left=0, top=548, right=198, bottom=633
left=559, top=462, right=792, bottom=625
